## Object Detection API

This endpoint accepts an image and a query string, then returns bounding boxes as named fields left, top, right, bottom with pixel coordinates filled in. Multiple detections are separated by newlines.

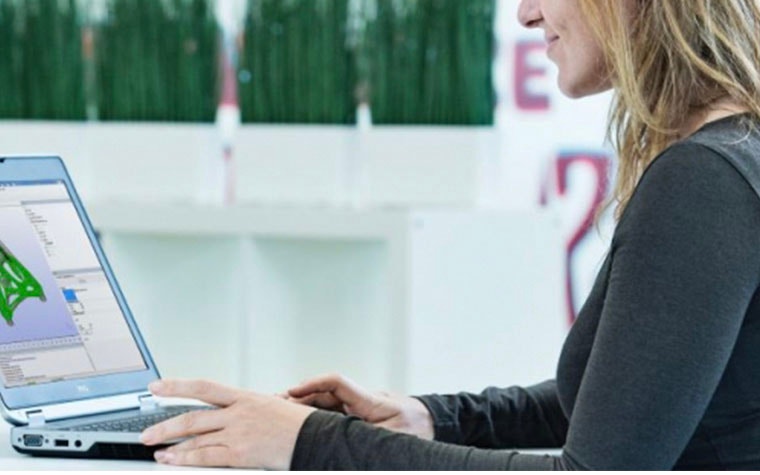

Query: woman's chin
left=558, top=75, right=612, bottom=99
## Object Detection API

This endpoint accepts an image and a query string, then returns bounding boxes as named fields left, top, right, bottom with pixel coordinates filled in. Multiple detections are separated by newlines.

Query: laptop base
left=13, top=442, right=169, bottom=460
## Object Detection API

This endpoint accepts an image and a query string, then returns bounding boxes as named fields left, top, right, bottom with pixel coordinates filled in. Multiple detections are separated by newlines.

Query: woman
left=140, top=0, right=760, bottom=469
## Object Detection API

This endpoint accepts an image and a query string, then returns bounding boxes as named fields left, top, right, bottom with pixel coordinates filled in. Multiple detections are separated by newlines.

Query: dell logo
left=76, top=385, right=90, bottom=393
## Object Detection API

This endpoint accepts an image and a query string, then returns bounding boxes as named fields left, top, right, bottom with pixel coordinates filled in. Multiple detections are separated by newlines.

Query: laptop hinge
left=26, top=410, right=45, bottom=428
left=139, top=394, right=158, bottom=412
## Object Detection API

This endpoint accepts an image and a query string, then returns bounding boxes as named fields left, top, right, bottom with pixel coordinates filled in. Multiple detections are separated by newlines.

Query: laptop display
left=0, top=180, right=147, bottom=390
left=0, top=159, right=201, bottom=459
left=0, top=158, right=158, bottom=419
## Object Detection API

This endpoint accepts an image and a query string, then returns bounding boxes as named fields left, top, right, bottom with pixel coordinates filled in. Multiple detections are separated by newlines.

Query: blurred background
left=0, top=0, right=614, bottom=395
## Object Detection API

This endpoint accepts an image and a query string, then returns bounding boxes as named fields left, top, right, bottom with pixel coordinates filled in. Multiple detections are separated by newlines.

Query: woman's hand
left=287, top=373, right=435, bottom=440
left=140, top=379, right=316, bottom=469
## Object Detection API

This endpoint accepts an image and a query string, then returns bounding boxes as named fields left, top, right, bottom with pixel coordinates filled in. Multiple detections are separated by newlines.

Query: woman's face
left=517, top=0, right=613, bottom=98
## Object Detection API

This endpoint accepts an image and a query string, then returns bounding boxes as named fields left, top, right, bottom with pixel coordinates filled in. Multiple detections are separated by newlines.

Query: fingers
left=149, top=379, right=241, bottom=407
left=287, top=373, right=353, bottom=398
left=163, top=430, right=227, bottom=454
left=155, top=446, right=230, bottom=467
left=289, top=392, right=344, bottom=412
left=141, top=408, right=227, bottom=446
left=288, top=374, right=369, bottom=409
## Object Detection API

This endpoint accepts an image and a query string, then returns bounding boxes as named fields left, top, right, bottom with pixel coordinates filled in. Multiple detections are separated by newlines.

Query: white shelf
left=88, top=202, right=409, bottom=240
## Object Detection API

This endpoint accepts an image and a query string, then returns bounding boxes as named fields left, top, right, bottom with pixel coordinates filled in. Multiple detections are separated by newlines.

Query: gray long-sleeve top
left=291, top=114, right=760, bottom=470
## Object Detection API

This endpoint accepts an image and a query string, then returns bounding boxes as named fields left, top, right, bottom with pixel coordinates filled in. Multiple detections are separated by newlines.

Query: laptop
left=0, top=155, right=204, bottom=459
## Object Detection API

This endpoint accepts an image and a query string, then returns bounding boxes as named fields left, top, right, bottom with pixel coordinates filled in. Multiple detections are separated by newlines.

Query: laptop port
left=23, top=434, right=44, bottom=447
left=55, top=439, right=69, bottom=447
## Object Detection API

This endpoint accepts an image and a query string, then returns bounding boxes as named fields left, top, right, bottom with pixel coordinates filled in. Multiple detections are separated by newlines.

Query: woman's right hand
left=286, top=374, right=435, bottom=440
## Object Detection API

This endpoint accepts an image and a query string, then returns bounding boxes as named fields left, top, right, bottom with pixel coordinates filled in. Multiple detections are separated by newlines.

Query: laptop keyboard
left=62, top=406, right=202, bottom=433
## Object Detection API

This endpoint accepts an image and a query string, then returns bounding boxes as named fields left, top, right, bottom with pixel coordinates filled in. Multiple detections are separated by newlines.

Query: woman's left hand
left=140, top=379, right=316, bottom=469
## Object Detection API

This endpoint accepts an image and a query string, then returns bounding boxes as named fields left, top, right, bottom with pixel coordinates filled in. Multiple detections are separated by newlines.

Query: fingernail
left=148, top=381, right=164, bottom=393
left=155, top=450, right=174, bottom=463
left=140, top=430, right=154, bottom=444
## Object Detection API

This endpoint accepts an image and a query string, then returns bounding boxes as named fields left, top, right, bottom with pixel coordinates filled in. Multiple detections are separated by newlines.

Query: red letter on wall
left=514, top=41, right=549, bottom=111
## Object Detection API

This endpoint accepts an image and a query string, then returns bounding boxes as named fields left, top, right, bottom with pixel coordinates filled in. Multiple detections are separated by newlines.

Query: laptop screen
left=0, top=180, right=147, bottom=389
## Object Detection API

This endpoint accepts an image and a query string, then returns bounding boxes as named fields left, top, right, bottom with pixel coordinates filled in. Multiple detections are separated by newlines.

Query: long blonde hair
left=580, top=0, right=760, bottom=221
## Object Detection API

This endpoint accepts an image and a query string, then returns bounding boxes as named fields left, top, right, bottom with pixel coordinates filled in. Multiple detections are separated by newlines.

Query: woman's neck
left=680, top=98, right=749, bottom=139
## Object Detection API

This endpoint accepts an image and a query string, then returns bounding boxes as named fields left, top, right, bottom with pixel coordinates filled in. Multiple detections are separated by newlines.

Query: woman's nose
left=518, top=0, right=543, bottom=28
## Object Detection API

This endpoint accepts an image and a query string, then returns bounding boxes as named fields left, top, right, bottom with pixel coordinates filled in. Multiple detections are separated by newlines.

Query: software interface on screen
left=0, top=181, right=146, bottom=388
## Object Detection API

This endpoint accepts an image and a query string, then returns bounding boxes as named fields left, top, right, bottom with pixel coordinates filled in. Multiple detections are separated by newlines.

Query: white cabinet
left=90, top=204, right=566, bottom=395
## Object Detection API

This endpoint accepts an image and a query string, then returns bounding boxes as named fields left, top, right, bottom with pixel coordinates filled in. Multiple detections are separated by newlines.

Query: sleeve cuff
left=413, top=395, right=463, bottom=444
left=290, top=410, right=344, bottom=470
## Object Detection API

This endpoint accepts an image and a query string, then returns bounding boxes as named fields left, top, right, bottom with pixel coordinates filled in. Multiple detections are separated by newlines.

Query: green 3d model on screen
left=0, top=240, right=46, bottom=326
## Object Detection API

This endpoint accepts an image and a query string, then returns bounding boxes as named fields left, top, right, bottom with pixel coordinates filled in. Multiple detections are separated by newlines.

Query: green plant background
left=95, top=0, right=218, bottom=122
left=363, top=0, right=495, bottom=125
left=0, top=0, right=85, bottom=120
left=0, top=0, right=496, bottom=124
left=238, top=0, right=357, bottom=124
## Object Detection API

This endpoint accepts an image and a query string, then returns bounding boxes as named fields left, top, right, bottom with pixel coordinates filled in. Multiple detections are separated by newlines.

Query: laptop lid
left=0, top=156, right=159, bottom=423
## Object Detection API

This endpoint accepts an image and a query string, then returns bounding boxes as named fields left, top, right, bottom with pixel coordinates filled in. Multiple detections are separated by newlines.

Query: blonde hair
left=580, top=0, right=760, bottom=221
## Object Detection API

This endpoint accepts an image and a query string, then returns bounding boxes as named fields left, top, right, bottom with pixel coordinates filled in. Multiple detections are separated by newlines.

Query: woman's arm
left=288, top=374, right=566, bottom=449
left=415, top=379, right=567, bottom=449
left=290, top=143, right=760, bottom=470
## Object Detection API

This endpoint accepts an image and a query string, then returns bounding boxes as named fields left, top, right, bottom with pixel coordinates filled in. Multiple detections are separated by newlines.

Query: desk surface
left=0, top=419, right=205, bottom=470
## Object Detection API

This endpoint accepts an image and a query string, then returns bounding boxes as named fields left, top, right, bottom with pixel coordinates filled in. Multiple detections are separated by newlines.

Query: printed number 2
left=541, top=152, right=611, bottom=324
